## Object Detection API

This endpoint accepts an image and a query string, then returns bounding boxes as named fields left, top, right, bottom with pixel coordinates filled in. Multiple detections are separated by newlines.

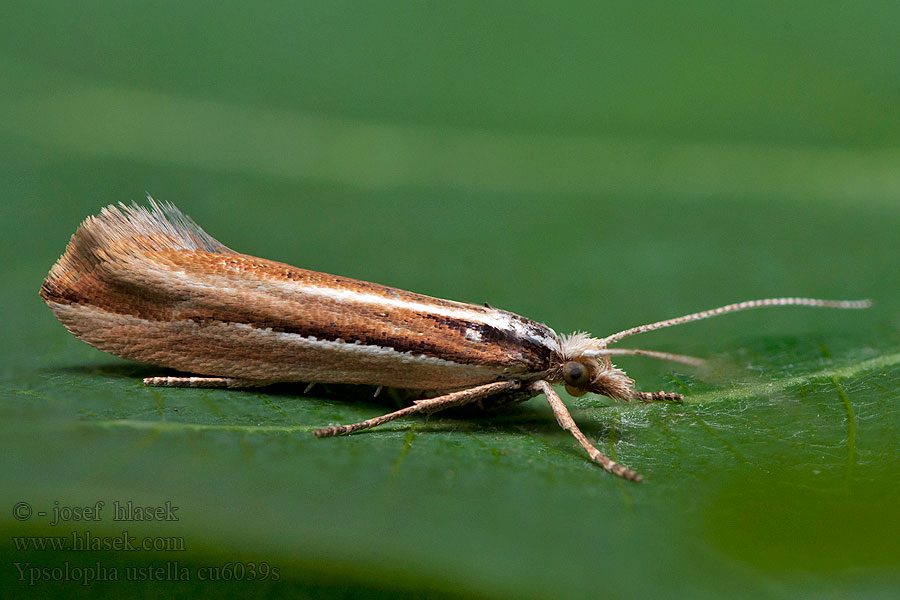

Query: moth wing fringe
left=41, top=197, right=232, bottom=301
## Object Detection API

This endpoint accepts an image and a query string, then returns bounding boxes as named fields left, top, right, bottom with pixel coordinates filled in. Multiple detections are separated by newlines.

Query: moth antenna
left=598, top=297, right=872, bottom=347
left=581, top=348, right=706, bottom=367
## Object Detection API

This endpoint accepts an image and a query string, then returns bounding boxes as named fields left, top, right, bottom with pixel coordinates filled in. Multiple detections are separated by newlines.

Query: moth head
left=557, top=331, right=698, bottom=401
left=560, top=357, right=635, bottom=400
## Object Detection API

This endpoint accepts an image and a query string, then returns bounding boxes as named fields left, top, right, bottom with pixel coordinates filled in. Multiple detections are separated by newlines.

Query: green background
left=2, top=2, right=899, bottom=598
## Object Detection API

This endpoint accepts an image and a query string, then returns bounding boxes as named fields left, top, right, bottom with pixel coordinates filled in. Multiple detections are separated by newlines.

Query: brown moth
left=41, top=200, right=871, bottom=482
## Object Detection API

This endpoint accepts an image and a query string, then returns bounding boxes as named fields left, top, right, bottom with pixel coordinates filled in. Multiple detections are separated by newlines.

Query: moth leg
left=535, top=380, right=643, bottom=482
left=632, top=390, right=683, bottom=403
left=313, top=380, right=520, bottom=438
left=143, top=376, right=270, bottom=389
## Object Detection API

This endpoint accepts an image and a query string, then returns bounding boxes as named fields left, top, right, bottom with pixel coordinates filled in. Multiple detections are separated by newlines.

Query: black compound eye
left=562, top=361, right=591, bottom=387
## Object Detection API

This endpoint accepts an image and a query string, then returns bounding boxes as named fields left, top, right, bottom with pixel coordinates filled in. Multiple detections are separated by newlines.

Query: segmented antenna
left=598, top=297, right=871, bottom=347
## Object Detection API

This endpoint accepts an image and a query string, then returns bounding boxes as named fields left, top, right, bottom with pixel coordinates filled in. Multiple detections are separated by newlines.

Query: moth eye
left=562, top=360, right=591, bottom=388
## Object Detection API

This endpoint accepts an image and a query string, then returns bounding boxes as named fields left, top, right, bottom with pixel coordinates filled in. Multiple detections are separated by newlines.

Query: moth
left=41, top=200, right=871, bottom=482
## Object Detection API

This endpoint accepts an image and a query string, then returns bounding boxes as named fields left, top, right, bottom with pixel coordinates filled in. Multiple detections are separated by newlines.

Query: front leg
left=632, top=390, right=683, bottom=403
left=536, top=380, right=644, bottom=482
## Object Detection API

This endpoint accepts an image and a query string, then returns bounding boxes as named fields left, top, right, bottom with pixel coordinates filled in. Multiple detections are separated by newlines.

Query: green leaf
left=3, top=3, right=900, bottom=598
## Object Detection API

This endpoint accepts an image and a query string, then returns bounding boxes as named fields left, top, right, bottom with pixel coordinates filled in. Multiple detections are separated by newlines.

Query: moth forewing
left=40, top=201, right=558, bottom=390
left=41, top=200, right=872, bottom=482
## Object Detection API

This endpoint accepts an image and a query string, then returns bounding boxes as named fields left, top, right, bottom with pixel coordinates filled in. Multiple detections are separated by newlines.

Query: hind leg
left=143, top=376, right=271, bottom=388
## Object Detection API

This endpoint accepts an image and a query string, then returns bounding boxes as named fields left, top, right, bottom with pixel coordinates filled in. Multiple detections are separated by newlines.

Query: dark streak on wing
left=417, top=313, right=555, bottom=367
left=174, top=313, right=552, bottom=370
